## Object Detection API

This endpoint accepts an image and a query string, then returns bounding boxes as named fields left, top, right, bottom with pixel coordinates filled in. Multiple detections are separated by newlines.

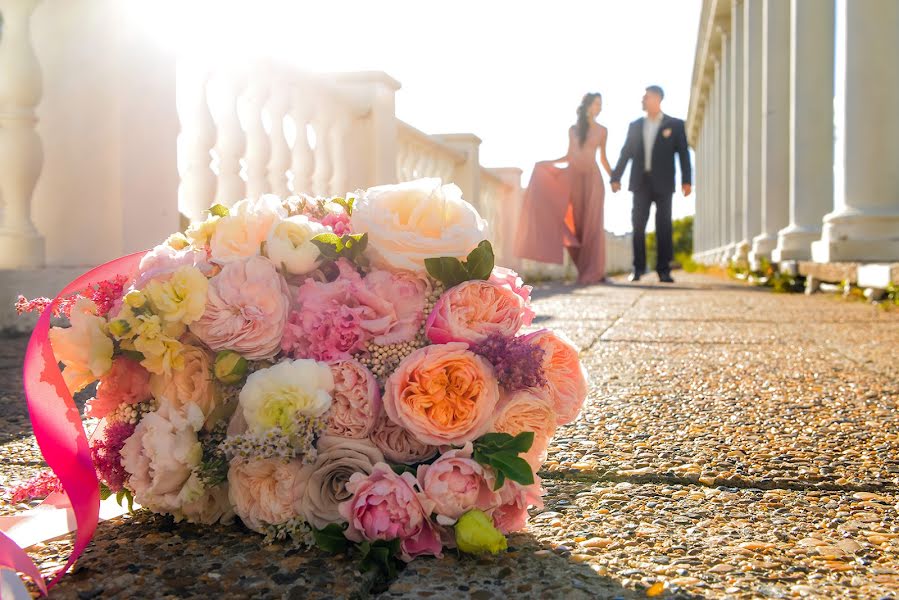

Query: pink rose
left=150, top=342, right=222, bottom=424
left=426, top=280, right=530, bottom=345
left=417, top=443, right=499, bottom=524
left=492, top=388, right=558, bottom=470
left=190, top=256, right=290, bottom=360
left=86, top=357, right=152, bottom=419
left=327, top=360, right=382, bottom=439
left=339, top=463, right=443, bottom=561
left=210, top=196, right=287, bottom=262
left=369, top=412, right=438, bottom=465
left=490, top=478, right=544, bottom=534
left=521, top=330, right=589, bottom=425
left=489, top=267, right=535, bottom=326
left=383, top=343, right=499, bottom=446
left=228, top=458, right=308, bottom=533
left=135, top=243, right=212, bottom=289
left=362, top=269, right=431, bottom=345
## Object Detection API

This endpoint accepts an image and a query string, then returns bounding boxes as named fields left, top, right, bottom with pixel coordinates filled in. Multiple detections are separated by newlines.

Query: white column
left=0, top=0, right=45, bottom=268
left=712, top=58, right=723, bottom=261
left=772, top=0, right=834, bottom=263
left=720, top=35, right=733, bottom=265
left=751, top=0, right=791, bottom=263
left=729, top=6, right=744, bottom=263
left=741, top=0, right=763, bottom=265
left=266, top=74, right=291, bottom=198
left=212, top=72, right=247, bottom=207
left=176, top=62, right=217, bottom=221
left=242, top=69, right=271, bottom=200
left=812, top=0, right=899, bottom=263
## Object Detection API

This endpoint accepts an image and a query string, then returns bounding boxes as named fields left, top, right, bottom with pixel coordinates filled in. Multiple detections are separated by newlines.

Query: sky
left=144, top=0, right=702, bottom=234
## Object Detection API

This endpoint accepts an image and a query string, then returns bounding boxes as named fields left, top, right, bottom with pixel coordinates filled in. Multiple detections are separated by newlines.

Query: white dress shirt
left=642, top=112, right=665, bottom=172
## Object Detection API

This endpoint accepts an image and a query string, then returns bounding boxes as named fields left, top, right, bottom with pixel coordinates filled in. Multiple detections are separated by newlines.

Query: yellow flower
left=213, top=350, right=249, bottom=385
left=454, top=509, right=508, bottom=555
left=239, top=359, right=334, bottom=435
left=185, top=213, right=221, bottom=247
left=136, top=334, right=184, bottom=376
left=166, top=232, right=190, bottom=250
left=144, top=266, right=208, bottom=325
left=47, top=298, right=114, bottom=393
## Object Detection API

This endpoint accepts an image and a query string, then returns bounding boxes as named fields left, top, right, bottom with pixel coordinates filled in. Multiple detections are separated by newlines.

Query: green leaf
left=357, top=539, right=401, bottom=581
left=313, top=523, right=349, bottom=554
left=464, top=241, right=495, bottom=280
left=503, top=431, right=535, bottom=454
left=120, top=349, right=145, bottom=362
left=492, top=469, right=506, bottom=491
left=331, top=196, right=356, bottom=216
left=390, top=463, right=417, bottom=476
left=489, top=453, right=535, bottom=487
left=424, top=257, right=470, bottom=288
left=99, top=482, right=113, bottom=501
left=209, top=204, right=230, bottom=217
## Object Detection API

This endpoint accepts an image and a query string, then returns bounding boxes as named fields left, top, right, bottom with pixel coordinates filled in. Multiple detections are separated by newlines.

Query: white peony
left=120, top=402, right=205, bottom=514
left=210, top=195, right=287, bottom=262
left=264, top=215, right=328, bottom=275
left=350, top=178, right=488, bottom=272
left=238, top=359, right=334, bottom=435
left=48, top=298, right=114, bottom=393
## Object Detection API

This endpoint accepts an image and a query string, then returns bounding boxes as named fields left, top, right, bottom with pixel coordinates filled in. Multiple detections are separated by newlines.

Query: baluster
left=241, top=68, right=271, bottom=200
left=176, top=62, right=217, bottom=220
left=328, top=113, right=350, bottom=195
left=0, top=0, right=45, bottom=268
left=288, top=82, right=314, bottom=195
left=311, top=98, right=333, bottom=197
left=212, top=71, right=246, bottom=207
left=265, top=74, right=290, bottom=197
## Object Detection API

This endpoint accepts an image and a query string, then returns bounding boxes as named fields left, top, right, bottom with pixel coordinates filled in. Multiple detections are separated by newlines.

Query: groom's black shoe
left=658, top=272, right=675, bottom=283
left=628, top=272, right=642, bottom=282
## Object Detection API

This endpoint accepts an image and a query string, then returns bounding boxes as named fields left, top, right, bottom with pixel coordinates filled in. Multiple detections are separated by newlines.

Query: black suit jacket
left=610, top=115, right=692, bottom=195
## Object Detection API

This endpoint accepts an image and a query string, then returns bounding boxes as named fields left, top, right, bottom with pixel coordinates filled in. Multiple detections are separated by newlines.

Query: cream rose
left=228, top=458, right=308, bottom=532
left=210, top=195, right=287, bottom=262
left=492, top=388, right=558, bottom=471
left=264, top=215, right=328, bottom=275
left=150, top=342, right=223, bottom=425
left=238, top=359, right=334, bottom=435
left=178, top=483, right=235, bottom=525
left=350, top=178, right=488, bottom=271
left=49, top=298, right=114, bottom=393
left=300, top=435, right=384, bottom=529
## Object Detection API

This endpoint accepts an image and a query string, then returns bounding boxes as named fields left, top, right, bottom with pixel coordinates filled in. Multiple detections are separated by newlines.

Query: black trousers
left=632, top=172, right=673, bottom=275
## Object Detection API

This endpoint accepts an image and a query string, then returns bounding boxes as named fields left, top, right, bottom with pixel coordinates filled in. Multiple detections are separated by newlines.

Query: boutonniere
left=662, top=128, right=673, bottom=138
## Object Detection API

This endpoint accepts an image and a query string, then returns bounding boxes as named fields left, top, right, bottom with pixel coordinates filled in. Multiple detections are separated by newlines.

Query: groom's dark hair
left=646, top=85, right=665, bottom=100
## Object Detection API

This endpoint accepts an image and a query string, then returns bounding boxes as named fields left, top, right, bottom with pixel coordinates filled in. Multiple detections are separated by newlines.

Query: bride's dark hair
left=576, top=92, right=602, bottom=147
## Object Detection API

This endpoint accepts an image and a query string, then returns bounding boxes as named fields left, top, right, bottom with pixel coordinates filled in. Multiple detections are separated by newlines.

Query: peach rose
left=190, top=256, right=290, bottom=360
left=300, top=435, right=384, bottom=529
left=417, top=443, right=499, bottom=525
left=86, top=357, right=152, bottom=419
left=521, top=330, right=589, bottom=425
left=327, top=360, right=381, bottom=439
left=492, top=388, right=558, bottom=471
left=383, top=343, right=499, bottom=446
left=178, top=483, right=234, bottom=525
left=369, top=412, right=439, bottom=465
left=490, top=478, right=544, bottom=534
left=150, top=342, right=222, bottom=424
left=489, top=266, right=536, bottom=325
left=210, top=196, right=287, bottom=262
left=362, top=269, right=431, bottom=345
left=426, top=280, right=530, bottom=345
left=228, top=458, right=308, bottom=532
left=350, top=178, right=487, bottom=272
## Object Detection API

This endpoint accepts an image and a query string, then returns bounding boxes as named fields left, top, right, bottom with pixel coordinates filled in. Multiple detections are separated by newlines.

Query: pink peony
left=521, top=330, right=589, bottom=425
left=190, top=256, right=290, bottom=360
left=383, top=343, right=500, bottom=446
left=417, top=443, right=499, bottom=524
left=327, top=360, right=382, bottom=439
left=228, top=458, right=308, bottom=533
left=369, top=412, right=438, bottom=465
left=489, top=267, right=536, bottom=326
left=490, top=478, right=544, bottom=534
left=85, top=357, right=152, bottom=419
left=492, top=388, right=558, bottom=471
left=362, top=269, right=431, bottom=345
left=426, top=280, right=530, bottom=345
left=339, top=463, right=443, bottom=561
left=135, top=243, right=212, bottom=289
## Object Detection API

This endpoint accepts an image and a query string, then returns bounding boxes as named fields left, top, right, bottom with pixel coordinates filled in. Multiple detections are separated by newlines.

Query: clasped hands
left=609, top=182, right=692, bottom=196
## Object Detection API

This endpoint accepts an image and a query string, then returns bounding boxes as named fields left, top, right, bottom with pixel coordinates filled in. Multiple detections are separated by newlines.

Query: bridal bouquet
left=14, top=178, right=589, bottom=575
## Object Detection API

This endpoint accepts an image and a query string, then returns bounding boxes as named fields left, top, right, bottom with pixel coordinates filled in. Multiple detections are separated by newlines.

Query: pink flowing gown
left=515, top=124, right=606, bottom=284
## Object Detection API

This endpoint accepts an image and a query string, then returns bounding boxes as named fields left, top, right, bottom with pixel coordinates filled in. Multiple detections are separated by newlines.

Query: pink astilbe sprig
left=321, top=211, right=352, bottom=236
left=91, top=421, right=137, bottom=492
left=470, top=333, right=547, bottom=392
left=7, top=471, right=64, bottom=504
left=16, top=274, right=130, bottom=318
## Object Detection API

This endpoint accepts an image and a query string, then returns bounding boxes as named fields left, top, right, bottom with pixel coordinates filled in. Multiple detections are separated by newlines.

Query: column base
left=749, top=233, right=777, bottom=269
left=0, top=232, right=45, bottom=269
left=771, top=225, right=820, bottom=263
left=733, top=239, right=751, bottom=266
left=811, top=209, right=899, bottom=263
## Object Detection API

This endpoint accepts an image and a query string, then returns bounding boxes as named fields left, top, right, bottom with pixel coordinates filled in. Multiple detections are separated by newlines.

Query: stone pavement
left=1, top=272, right=898, bottom=599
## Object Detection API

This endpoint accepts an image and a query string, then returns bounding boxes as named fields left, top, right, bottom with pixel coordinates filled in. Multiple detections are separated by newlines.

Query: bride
left=515, top=92, right=612, bottom=284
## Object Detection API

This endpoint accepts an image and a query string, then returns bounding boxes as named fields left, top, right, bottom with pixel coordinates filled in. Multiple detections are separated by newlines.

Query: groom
left=610, top=85, right=692, bottom=283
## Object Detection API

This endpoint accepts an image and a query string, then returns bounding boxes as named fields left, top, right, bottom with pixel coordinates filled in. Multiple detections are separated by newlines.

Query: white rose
left=120, top=402, right=205, bottom=514
left=238, top=359, right=334, bottom=435
left=210, top=195, right=287, bottom=262
left=350, top=178, right=488, bottom=271
left=48, top=298, right=114, bottom=393
left=264, top=215, right=328, bottom=275
left=177, top=480, right=234, bottom=525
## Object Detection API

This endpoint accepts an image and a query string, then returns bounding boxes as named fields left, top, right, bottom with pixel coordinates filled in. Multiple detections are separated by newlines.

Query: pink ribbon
left=0, top=252, right=146, bottom=594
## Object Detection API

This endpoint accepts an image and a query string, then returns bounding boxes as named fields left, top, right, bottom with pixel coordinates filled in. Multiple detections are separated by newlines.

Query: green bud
left=209, top=204, right=230, bottom=218
left=214, top=350, right=248, bottom=385
left=454, top=509, right=508, bottom=555
left=124, top=290, right=147, bottom=309
left=108, top=319, right=131, bottom=338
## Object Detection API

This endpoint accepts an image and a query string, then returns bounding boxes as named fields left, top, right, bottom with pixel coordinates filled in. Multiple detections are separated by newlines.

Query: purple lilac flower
left=471, top=333, right=547, bottom=391
left=91, top=421, right=136, bottom=492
